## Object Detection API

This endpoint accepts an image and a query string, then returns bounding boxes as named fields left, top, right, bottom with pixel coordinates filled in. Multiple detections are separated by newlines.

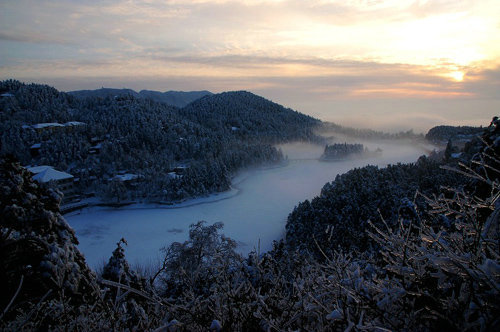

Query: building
left=27, top=165, right=76, bottom=200
left=27, top=121, right=86, bottom=133
left=30, top=143, right=42, bottom=157
left=31, top=123, right=65, bottom=132
left=112, top=173, right=142, bottom=188
left=89, top=143, right=102, bottom=154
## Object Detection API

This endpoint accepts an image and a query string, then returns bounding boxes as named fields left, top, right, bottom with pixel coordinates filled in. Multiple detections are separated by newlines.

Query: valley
left=67, top=140, right=429, bottom=267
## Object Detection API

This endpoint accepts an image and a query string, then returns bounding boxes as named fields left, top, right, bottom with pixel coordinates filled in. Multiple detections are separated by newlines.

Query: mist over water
left=67, top=138, right=431, bottom=268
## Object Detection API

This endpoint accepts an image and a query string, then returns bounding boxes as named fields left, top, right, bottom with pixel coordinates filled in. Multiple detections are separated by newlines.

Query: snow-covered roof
left=64, top=121, right=86, bottom=126
left=27, top=165, right=51, bottom=174
left=114, top=173, right=140, bottom=182
left=27, top=165, right=73, bottom=183
left=29, top=122, right=86, bottom=130
left=32, top=123, right=64, bottom=129
left=1, top=92, right=14, bottom=97
left=168, top=172, right=181, bottom=179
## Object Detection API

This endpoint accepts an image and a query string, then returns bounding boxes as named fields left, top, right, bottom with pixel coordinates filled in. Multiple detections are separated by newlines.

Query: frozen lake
left=66, top=140, right=431, bottom=268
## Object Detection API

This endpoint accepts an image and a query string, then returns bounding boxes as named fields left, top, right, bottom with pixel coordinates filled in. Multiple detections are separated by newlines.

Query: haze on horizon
left=1, top=0, right=499, bottom=132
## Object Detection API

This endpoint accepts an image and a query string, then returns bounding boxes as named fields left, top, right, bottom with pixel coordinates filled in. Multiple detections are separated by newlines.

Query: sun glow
left=450, top=71, right=465, bottom=82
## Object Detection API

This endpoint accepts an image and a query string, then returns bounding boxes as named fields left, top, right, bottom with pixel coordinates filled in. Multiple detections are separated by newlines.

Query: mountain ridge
left=0, top=80, right=319, bottom=202
left=68, top=87, right=212, bottom=108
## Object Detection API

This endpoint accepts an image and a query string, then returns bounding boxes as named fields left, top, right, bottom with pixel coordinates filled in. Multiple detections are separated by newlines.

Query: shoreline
left=64, top=160, right=291, bottom=216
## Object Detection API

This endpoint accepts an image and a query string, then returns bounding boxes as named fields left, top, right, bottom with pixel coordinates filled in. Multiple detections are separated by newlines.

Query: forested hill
left=285, top=119, right=493, bottom=256
left=0, top=80, right=320, bottom=202
left=181, top=91, right=320, bottom=142
left=425, top=124, right=484, bottom=143
left=68, top=87, right=212, bottom=108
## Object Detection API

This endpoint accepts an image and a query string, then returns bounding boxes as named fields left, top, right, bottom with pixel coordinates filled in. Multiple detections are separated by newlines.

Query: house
left=89, top=143, right=102, bottom=154
left=113, top=173, right=140, bottom=182
left=165, top=165, right=189, bottom=177
left=63, top=121, right=85, bottom=127
left=112, top=173, right=142, bottom=188
left=91, top=137, right=104, bottom=144
left=28, top=121, right=86, bottom=133
left=168, top=172, right=181, bottom=179
left=30, top=143, right=42, bottom=157
left=27, top=165, right=76, bottom=199
left=32, top=123, right=65, bottom=132
left=173, top=165, right=189, bottom=175
left=63, top=121, right=86, bottom=132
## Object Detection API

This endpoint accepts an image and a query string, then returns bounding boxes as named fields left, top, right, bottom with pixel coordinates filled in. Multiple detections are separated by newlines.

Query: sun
left=450, top=71, right=465, bottom=82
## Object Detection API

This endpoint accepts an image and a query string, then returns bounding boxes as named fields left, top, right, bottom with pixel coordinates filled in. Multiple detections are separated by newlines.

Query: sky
left=1, top=0, right=499, bottom=132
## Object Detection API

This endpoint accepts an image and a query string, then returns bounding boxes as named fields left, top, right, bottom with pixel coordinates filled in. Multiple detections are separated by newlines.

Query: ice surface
left=67, top=140, right=429, bottom=268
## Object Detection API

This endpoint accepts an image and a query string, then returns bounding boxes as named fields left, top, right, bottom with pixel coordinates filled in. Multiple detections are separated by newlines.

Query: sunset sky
left=1, top=0, right=499, bottom=132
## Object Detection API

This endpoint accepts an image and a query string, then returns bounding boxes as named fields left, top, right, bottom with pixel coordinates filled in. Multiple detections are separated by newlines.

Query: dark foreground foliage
left=1, top=120, right=499, bottom=331
left=286, top=156, right=467, bottom=255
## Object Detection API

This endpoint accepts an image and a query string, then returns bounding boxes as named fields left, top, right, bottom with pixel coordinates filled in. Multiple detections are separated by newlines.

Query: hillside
left=425, top=124, right=484, bottom=143
left=286, top=121, right=493, bottom=256
left=0, top=80, right=320, bottom=203
left=180, top=91, right=320, bottom=142
left=286, top=157, right=467, bottom=254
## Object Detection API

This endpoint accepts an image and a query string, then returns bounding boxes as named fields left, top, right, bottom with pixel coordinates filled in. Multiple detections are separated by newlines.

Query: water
left=66, top=141, right=430, bottom=268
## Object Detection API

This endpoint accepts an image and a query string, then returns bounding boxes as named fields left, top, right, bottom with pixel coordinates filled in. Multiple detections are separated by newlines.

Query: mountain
left=68, top=87, right=212, bottom=108
left=180, top=91, right=320, bottom=142
left=139, top=89, right=212, bottom=108
left=68, top=87, right=140, bottom=99
left=0, top=80, right=320, bottom=203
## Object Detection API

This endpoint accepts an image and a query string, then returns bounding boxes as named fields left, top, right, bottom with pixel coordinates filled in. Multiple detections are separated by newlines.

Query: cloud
left=0, top=31, right=73, bottom=45
left=2, top=51, right=493, bottom=100
left=2, top=0, right=498, bottom=68
left=462, top=65, right=500, bottom=99
left=1, top=0, right=499, bottom=132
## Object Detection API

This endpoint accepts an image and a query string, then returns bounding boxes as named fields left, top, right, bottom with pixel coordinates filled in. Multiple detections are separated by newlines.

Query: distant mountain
left=139, top=90, right=213, bottom=108
left=68, top=88, right=212, bottom=108
left=68, top=88, right=140, bottom=99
